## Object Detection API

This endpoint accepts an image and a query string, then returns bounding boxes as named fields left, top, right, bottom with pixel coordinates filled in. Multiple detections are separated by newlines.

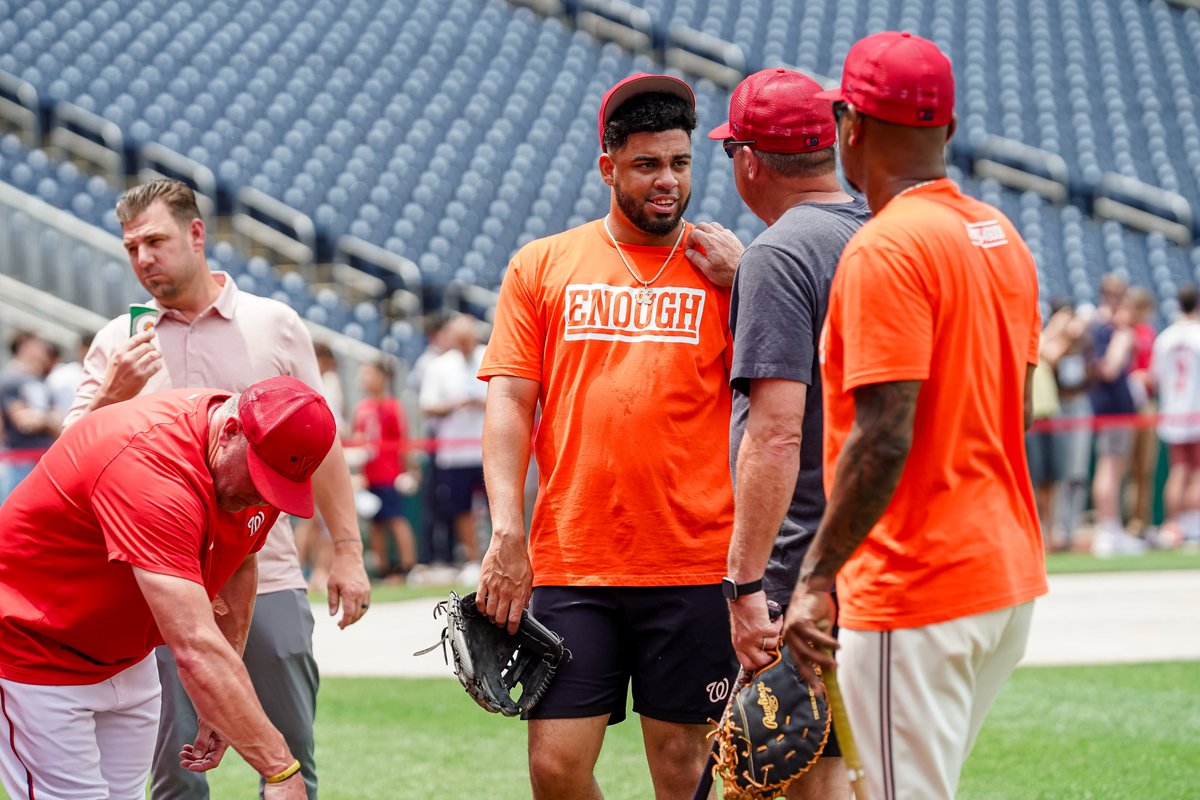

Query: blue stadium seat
left=2, top=0, right=1197, bottom=336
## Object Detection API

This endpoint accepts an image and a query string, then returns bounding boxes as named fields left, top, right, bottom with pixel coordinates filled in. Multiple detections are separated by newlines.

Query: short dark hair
left=1179, top=283, right=1198, bottom=315
left=116, top=179, right=201, bottom=226
left=423, top=310, right=450, bottom=337
left=755, top=146, right=837, bottom=178
left=369, top=358, right=394, bottom=379
left=1049, top=296, right=1074, bottom=315
left=8, top=330, right=36, bottom=356
left=603, top=92, right=697, bottom=153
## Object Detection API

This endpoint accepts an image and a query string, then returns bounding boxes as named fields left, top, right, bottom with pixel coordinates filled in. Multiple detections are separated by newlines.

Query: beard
left=614, top=182, right=690, bottom=237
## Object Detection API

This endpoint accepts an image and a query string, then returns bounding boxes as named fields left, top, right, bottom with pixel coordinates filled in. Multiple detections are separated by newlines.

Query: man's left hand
left=782, top=585, right=839, bottom=692
left=685, top=222, right=744, bottom=287
left=327, top=552, right=371, bottom=629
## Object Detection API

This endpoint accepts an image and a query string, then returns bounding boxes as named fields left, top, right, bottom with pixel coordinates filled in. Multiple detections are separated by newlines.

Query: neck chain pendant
left=603, top=215, right=686, bottom=305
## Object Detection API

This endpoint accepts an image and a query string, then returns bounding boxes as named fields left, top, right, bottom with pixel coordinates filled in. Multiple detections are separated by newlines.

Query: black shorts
left=525, top=585, right=738, bottom=726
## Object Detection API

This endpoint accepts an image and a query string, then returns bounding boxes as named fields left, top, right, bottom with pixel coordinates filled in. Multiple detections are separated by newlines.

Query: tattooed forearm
left=798, top=380, right=921, bottom=589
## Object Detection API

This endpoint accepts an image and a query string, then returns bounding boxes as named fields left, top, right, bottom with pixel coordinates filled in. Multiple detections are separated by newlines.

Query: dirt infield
left=310, top=570, right=1200, bottom=678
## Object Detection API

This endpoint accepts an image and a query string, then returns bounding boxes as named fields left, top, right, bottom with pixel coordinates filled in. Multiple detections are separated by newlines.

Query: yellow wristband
left=265, top=759, right=301, bottom=784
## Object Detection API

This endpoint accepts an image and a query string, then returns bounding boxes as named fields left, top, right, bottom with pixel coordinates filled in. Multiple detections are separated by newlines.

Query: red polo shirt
left=0, top=389, right=277, bottom=685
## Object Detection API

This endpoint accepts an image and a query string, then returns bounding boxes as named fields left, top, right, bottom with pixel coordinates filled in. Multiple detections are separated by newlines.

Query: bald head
left=446, top=314, right=480, bottom=355
left=835, top=105, right=955, bottom=211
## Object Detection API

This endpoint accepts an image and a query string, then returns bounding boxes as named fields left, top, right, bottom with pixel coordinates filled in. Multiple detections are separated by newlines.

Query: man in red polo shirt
left=0, top=376, right=334, bottom=800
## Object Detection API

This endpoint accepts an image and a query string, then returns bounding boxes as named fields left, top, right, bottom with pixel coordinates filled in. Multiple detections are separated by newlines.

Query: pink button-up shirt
left=67, top=272, right=323, bottom=594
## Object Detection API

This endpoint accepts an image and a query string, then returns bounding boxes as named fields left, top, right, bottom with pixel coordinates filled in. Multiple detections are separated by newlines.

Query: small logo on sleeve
left=247, top=511, right=266, bottom=536
left=563, top=284, right=705, bottom=343
left=964, top=220, right=1008, bottom=248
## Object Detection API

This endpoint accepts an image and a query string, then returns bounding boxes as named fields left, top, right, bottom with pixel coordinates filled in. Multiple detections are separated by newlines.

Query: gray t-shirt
left=729, top=198, right=871, bottom=605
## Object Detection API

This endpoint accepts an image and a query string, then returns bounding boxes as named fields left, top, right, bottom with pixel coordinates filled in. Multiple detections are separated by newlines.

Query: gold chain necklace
left=893, top=179, right=940, bottom=201
left=603, top=215, right=686, bottom=306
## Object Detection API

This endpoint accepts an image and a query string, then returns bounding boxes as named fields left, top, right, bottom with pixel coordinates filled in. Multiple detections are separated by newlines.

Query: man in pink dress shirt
left=66, top=179, right=370, bottom=800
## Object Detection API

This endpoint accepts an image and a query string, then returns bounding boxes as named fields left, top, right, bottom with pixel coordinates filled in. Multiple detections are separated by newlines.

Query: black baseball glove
left=712, top=643, right=831, bottom=799
left=414, top=590, right=567, bottom=716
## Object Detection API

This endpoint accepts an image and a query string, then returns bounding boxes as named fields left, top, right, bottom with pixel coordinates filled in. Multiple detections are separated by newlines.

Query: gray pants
left=1054, top=393, right=1094, bottom=542
left=150, top=589, right=319, bottom=799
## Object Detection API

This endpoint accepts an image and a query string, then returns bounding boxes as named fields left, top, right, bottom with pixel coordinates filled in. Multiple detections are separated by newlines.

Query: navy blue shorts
left=436, top=465, right=484, bottom=516
left=524, top=585, right=738, bottom=726
left=367, top=484, right=405, bottom=521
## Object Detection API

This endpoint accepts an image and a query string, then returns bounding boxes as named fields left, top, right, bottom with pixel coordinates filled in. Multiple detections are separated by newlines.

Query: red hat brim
left=707, top=122, right=732, bottom=141
left=813, top=87, right=845, bottom=103
left=247, top=443, right=316, bottom=518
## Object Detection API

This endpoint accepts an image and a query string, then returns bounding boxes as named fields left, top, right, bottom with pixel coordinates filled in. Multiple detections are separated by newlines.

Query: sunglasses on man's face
left=722, top=139, right=755, bottom=158
left=832, top=101, right=850, bottom=124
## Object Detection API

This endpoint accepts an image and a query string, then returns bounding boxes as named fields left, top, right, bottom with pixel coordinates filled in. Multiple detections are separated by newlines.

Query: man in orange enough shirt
left=475, top=74, right=737, bottom=799
left=782, top=32, right=1048, bottom=800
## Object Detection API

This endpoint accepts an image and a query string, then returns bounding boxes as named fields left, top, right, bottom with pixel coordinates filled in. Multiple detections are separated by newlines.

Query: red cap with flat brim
left=598, top=73, right=695, bottom=151
left=238, top=376, right=336, bottom=518
left=815, top=31, right=955, bottom=128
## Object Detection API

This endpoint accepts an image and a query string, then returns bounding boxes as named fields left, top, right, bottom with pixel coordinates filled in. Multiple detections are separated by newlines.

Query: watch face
left=721, top=577, right=737, bottom=599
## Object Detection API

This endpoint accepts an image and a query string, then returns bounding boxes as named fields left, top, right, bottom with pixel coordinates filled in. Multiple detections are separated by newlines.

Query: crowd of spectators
left=284, top=313, right=494, bottom=588
left=1027, top=277, right=1200, bottom=556
left=5, top=276, right=1198, bottom=573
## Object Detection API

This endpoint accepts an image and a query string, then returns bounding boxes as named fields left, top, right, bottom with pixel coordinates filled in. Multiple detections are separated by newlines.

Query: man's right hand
left=476, top=529, right=533, bottom=634
left=263, top=773, right=307, bottom=799
left=91, top=329, right=161, bottom=409
left=179, top=721, right=228, bottom=773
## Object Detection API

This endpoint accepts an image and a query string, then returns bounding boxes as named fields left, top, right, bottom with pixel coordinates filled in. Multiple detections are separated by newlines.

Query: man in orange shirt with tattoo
left=784, top=32, right=1048, bottom=800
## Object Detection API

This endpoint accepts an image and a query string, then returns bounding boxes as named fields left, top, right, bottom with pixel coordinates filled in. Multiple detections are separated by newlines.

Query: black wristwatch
left=721, top=576, right=764, bottom=600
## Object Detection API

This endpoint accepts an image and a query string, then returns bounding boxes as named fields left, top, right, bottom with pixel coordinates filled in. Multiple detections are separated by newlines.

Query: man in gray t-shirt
left=691, top=67, right=869, bottom=799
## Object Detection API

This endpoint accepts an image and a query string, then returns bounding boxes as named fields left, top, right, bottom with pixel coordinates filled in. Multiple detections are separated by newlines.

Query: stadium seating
left=0, top=0, right=757, bottom=287
left=0, top=0, right=1198, bottom=333
left=621, top=0, right=1200, bottom=205
left=0, top=133, right=415, bottom=355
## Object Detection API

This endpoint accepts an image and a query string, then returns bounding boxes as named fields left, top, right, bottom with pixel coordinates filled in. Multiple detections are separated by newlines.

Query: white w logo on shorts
left=706, top=677, right=730, bottom=704
left=247, top=511, right=266, bottom=536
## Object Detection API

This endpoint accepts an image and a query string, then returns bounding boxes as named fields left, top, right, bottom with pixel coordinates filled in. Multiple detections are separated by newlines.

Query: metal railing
left=0, top=179, right=404, bottom=410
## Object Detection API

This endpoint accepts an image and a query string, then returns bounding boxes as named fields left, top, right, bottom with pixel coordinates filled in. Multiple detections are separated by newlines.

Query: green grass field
left=5, top=662, right=1191, bottom=799
left=187, top=662, right=1200, bottom=798
left=4, top=553, right=1195, bottom=799
left=1043, top=547, right=1200, bottom=574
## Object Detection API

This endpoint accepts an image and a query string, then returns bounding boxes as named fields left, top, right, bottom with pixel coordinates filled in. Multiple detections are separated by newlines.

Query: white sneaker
left=455, top=561, right=482, bottom=587
left=1091, top=528, right=1148, bottom=558
left=1146, top=525, right=1182, bottom=550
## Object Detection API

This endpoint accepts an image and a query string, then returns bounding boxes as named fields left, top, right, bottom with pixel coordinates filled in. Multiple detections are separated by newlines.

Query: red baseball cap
left=708, top=68, right=835, bottom=153
left=598, top=73, right=695, bottom=151
left=237, top=375, right=336, bottom=518
left=815, top=31, right=955, bottom=127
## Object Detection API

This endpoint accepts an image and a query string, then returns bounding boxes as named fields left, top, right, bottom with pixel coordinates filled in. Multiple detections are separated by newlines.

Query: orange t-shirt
left=821, top=179, right=1047, bottom=630
left=479, top=219, right=734, bottom=586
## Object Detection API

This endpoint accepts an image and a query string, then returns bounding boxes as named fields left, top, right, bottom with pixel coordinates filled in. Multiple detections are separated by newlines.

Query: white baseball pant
left=837, top=601, right=1035, bottom=800
left=0, top=652, right=161, bottom=799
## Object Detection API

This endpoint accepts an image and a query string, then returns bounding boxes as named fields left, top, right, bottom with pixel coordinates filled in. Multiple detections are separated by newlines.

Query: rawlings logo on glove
left=711, top=643, right=831, bottom=799
left=415, top=591, right=568, bottom=717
